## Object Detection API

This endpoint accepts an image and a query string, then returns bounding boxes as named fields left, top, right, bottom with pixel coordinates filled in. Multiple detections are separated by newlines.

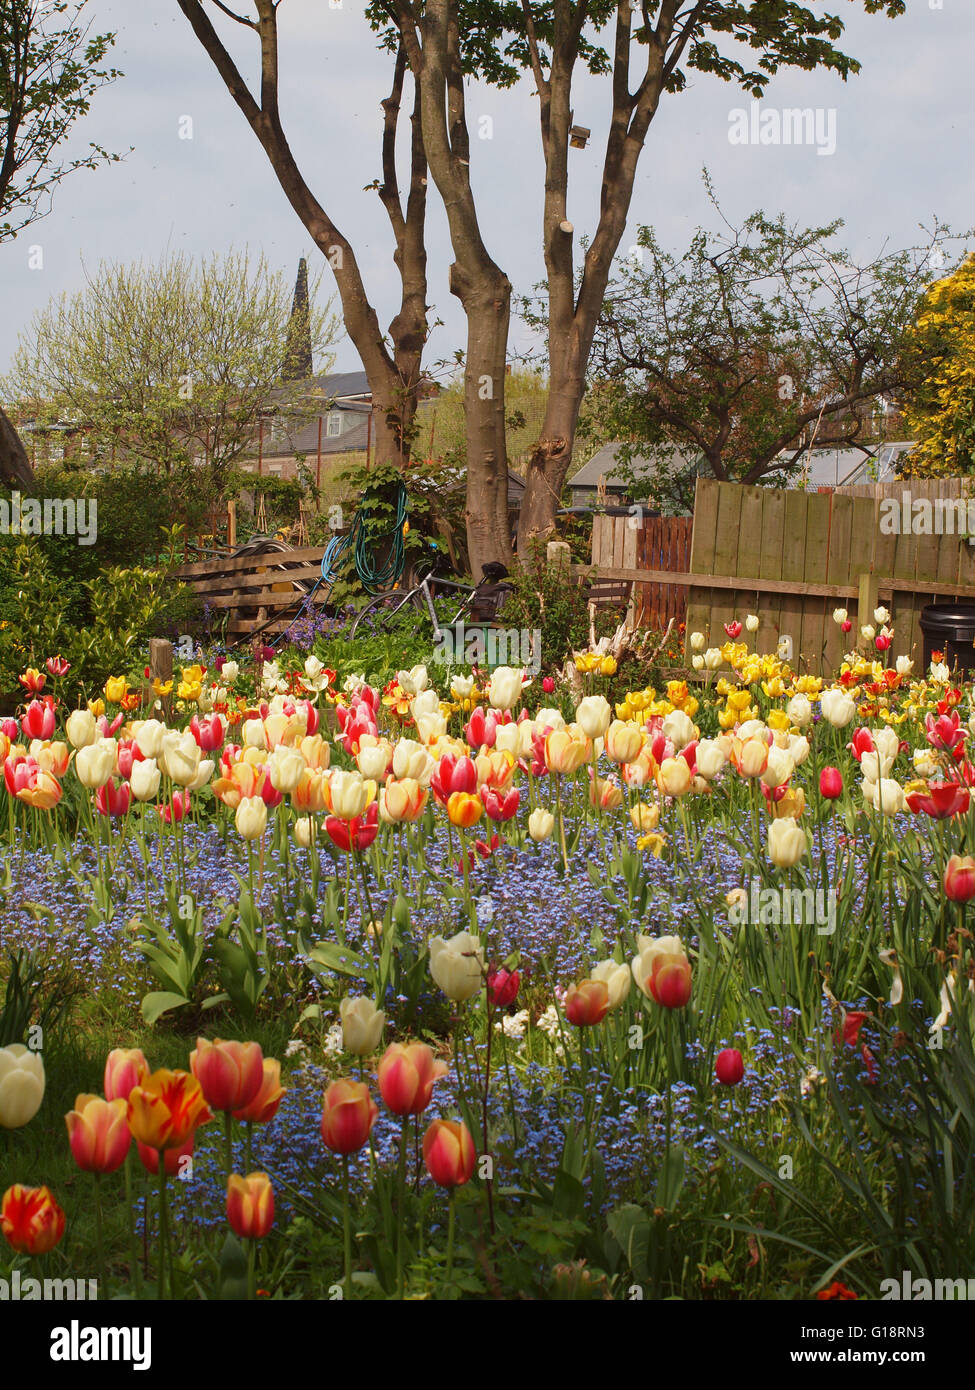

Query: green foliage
left=499, top=545, right=593, bottom=669
left=576, top=190, right=956, bottom=511
left=0, top=948, right=82, bottom=1051
left=902, top=254, right=975, bottom=477
left=0, top=0, right=122, bottom=242
left=3, top=249, right=341, bottom=493
left=0, top=541, right=193, bottom=699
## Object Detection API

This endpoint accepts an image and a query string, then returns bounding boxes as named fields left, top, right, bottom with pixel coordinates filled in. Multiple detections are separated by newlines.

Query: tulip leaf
left=217, top=1232, right=250, bottom=1301
left=654, top=1144, right=686, bottom=1211
left=307, top=942, right=372, bottom=979
left=606, top=1204, right=651, bottom=1281
left=140, top=990, right=190, bottom=1024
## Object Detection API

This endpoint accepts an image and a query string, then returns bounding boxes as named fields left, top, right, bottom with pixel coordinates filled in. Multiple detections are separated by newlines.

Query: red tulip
left=226, top=1172, right=274, bottom=1238
left=65, top=1095, right=131, bottom=1173
left=465, top=707, right=497, bottom=750
left=905, top=781, right=970, bottom=819
left=104, top=1048, right=150, bottom=1103
left=320, top=1079, right=378, bottom=1154
left=723, top=621, right=742, bottom=640
left=481, top=786, right=520, bottom=821
left=115, top=738, right=145, bottom=780
left=944, top=854, right=975, bottom=903
left=1, top=1185, right=65, bottom=1255
left=487, top=967, right=520, bottom=1008
left=431, top=753, right=478, bottom=805
left=158, top=789, right=191, bottom=823
left=232, top=1058, right=286, bottom=1124
left=926, top=710, right=968, bottom=755
left=648, top=956, right=693, bottom=1010
left=95, top=779, right=131, bottom=817
left=17, top=668, right=45, bottom=695
left=819, top=767, right=843, bottom=799
left=377, top=1042, right=448, bottom=1116
left=325, top=801, right=379, bottom=851
left=190, top=1038, right=265, bottom=1113
left=136, top=1134, right=195, bottom=1176
left=423, top=1119, right=476, bottom=1188
left=189, top=713, right=225, bottom=751
left=21, top=697, right=56, bottom=741
left=847, top=728, right=875, bottom=762
left=715, top=1049, right=745, bottom=1086
left=542, top=677, right=555, bottom=694
left=564, top=979, right=610, bottom=1027
left=46, top=656, right=71, bottom=677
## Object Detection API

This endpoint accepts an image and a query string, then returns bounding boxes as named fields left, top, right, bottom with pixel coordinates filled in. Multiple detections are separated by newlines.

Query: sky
left=1, top=0, right=972, bottom=384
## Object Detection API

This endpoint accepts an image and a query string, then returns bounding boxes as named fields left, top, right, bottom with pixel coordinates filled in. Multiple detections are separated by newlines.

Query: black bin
left=919, top=603, right=975, bottom=676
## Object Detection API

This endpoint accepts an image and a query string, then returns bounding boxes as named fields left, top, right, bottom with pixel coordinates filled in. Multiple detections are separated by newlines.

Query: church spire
left=283, top=257, right=313, bottom=381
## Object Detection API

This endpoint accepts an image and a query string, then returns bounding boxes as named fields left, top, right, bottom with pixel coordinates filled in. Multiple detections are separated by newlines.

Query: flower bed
left=1, top=612, right=974, bottom=1302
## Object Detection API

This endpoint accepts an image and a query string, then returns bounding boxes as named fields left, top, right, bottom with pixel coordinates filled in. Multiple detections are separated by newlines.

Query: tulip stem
left=94, top=1173, right=106, bottom=1298
left=224, top=1111, right=234, bottom=1180
left=445, top=1190, right=456, bottom=1295
left=245, top=1121, right=254, bottom=1173
left=342, top=1154, right=353, bottom=1301
left=124, top=1148, right=142, bottom=1297
left=396, top=1115, right=409, bottom=1299
left=157, top=1164, right=169, bottom=1301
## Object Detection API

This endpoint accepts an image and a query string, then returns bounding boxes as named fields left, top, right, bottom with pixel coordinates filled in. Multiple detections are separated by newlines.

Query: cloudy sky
left=1, top=0, right=972, bottom=381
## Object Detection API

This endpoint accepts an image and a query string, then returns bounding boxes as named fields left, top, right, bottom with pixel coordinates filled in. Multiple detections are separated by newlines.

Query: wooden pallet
left=173, top=545, right=332, bottom=641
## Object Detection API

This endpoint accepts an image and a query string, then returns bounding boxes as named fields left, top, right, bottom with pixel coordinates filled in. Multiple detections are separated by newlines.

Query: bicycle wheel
left=350, top=588, right=417, bottom=638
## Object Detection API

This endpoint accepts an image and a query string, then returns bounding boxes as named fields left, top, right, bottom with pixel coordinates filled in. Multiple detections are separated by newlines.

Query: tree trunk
left=454, top=264, right=515, bottom=577
left=176, top=1, right=426, bottom=475
left=518, top=0, right=677, bottom=552
left=401, top=0, right=514, bottom=576
left=0, top=406, right=33, bottom=489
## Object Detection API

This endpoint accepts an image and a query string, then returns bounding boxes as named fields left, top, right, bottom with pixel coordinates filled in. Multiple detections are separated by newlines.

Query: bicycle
left=349, top=562, right=512, bottom=642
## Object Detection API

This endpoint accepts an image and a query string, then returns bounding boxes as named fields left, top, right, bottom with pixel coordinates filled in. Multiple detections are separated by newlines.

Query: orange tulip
left=320, top=1079, right=378, bottom=1154
left=564, top=979, right=610, bottom=1027
left=447, top=790, right=483, bottom=828
left=423, top=1119, right=476, bottom=1188
left=65, top=1094, right=130, bottom=1173
left=190, top=1038, right=264, bottom=1113
left=232, top=1058, right=286, bottom=1124
left=104, top=1048, right=149, bottom=1103
left=1, top=1185, right=65, bottom=1255
left=126, top=1069, right=212, bottom=1151
left=544, top=728, right=591, bottom=776
left=377, top=1042, right=448, bottom=1116
left=226, top=1172, right=275, bottom=1239
left=211, top=760, right=265, bottom=810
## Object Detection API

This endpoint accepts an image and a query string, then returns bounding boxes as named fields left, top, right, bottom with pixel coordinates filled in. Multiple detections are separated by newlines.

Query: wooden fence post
left=547, top=540, right=571, bottom=583
left=148, top=638, right=173, bottom=720
left=857, top=570, right=879, bottom=630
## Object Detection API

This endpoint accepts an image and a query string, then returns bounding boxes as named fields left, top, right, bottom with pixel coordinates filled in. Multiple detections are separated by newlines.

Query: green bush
left=0, top=543, right=194, bottom=702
